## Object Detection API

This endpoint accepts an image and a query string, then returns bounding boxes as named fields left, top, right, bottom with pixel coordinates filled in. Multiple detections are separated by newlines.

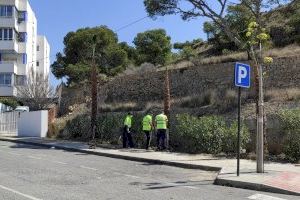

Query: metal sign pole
left=237, top=87, right=241, bottom=176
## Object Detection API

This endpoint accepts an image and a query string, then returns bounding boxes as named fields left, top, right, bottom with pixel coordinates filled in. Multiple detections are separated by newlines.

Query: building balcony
left=0, top=40, right=26, bottom=54
left=0, top=61, right=17, bottom=73
left=0, top=17, right=18, bottom=29
left=0, top=61, right=26, bottom=75
left=0, top=85, right=17, bottom=97
left=0, top=40, right=19, bottom=52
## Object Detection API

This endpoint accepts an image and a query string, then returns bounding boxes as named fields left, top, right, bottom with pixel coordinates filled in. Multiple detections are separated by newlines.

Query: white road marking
left=248, top=194, right=286, bottom=200
left=79, top=165, right=98, bottom=171
left=97, top=177, right=102, bottom=180
left=27, top=156, right=42, bottom=160
left=51, top=160, right=67, bottom=165
left=124, top=174, right=140, bottom=179
left=183, top=186, right=198, bottom=189
left=0, top=184, right=43, bottom=200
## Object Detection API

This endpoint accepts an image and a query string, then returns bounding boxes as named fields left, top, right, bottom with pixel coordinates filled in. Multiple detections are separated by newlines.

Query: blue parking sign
left=235, top=63, right=251, bottom=88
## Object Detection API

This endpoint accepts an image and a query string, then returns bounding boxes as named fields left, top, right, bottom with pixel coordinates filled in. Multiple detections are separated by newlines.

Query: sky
left=29, top=0, right=208, bottom=86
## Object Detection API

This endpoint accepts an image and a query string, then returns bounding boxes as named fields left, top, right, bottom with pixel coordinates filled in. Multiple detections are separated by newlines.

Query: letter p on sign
left=235, top=63, right=251, bottom=88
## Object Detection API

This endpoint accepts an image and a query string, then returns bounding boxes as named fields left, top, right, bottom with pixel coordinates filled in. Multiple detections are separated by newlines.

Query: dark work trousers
left=123, top=126, right=134, bottom=148
left=157, top=129, right=166, bottom=150
left=144, top=130, right=151, bottom=150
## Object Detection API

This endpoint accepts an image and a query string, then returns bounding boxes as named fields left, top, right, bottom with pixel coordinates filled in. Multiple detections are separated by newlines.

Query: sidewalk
left=0, top=136, right=299, bottom=196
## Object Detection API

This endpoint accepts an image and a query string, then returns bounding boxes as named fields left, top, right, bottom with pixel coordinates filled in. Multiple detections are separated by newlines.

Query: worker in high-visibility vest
left=155, top=112, right=168, bottom=150
left=142, top=113, right=153, bottom=150
left=123, top=113, right=134, bottom=148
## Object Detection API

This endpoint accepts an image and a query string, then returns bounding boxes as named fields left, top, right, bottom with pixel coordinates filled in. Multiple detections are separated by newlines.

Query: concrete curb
left=1, top=137, right=299, bottom=196
left=214, top=178, right=300, bottom=196
left=0, top=138, right=220, bottom=171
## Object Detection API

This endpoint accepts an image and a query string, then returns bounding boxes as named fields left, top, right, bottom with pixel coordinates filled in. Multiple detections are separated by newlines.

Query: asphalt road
left=0, top=141, right=298, bottom=200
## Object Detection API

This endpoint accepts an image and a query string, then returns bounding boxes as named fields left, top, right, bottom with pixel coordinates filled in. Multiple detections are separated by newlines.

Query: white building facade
left=0, top=0, right=50, bottom=97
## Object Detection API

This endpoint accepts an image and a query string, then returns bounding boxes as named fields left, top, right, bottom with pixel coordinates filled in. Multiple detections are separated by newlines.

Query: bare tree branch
left=16, top=69, right=57, bottom=111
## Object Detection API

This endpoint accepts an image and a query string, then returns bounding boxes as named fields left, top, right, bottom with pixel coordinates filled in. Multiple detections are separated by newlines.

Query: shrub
left=47, top=120, right=67, bottom=138
left=60, top=112, right=146, bottom=146
left=96, top=113, right=123, bottom=144
left=172, top=114, right=250, bottom=154
left=0, top=98, right=19, bottom=109
left=63, top=114, right=91, bottom=139
left=278, top=109, right=300, bottom=162
left=222, top=122, right=250, bottom=154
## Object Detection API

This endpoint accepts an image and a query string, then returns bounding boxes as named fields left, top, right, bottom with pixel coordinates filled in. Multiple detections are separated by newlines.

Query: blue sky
left=29, top=0, right=207, bottom=86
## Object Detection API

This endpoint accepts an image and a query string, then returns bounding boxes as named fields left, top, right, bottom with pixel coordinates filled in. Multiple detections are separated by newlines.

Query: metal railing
left=0, top=112, right=18, bottom=136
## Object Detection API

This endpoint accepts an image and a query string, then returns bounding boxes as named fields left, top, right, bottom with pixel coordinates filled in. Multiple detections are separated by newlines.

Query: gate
left=0, top=112, right=18, bottom=136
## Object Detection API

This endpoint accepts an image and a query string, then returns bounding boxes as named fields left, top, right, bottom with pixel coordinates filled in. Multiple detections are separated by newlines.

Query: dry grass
left=265, top=88, right=300, bottom=102
left=178, top=90, right=217, bottom=108
left=165, top=44, right=300, bottom=70
left=99, top=102, right=142, bottom=112
left=265, top=44, right=300, bottom=58
left=177, top=89, right=239, bottom=113
left=197, top=52, right=248, bottom=65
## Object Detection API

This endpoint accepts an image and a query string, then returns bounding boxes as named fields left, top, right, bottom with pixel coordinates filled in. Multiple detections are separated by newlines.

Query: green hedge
left=171, top=114, right=250, bottom=154
left=61, top=112, right=146, bottom=147
left=278, top=109, right=300, bottom=163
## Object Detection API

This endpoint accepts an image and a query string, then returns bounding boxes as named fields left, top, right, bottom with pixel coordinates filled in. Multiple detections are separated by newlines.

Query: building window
left=36, top=61, right=39, bottom=67
left=22, top=53, right=27, bottom=64
left=0, top=28, right=14, bottom=41
left=0, top=6, right=14, bottom=17
left=0, top=73, right=12, bottom=86
left=8, top=29, right=13, bottom=40
left=18, top=11, right=27, bottom=23
left=16, top=75, right=26, bottom=86
left=37, top=45, right=40, bottom=51
left=17, top=32, right=27, bottom=42
left=3, top=29, right=8, bottom=40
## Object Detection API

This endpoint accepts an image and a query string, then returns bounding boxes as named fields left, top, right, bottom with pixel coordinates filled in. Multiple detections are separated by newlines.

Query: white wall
left=18, top=110, right=48, bottom=138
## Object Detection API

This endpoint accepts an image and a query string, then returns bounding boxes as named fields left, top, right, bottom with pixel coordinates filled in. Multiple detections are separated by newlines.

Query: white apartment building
left=37, top=35, right=50, bottom=81
left=0, top=0, right=50, bottom=97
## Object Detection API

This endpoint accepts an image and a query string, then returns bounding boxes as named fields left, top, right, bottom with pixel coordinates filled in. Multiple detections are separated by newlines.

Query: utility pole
left=257, top=42, right=264, bottom=173
left=90, top=35, right=98, bottom=148
left=164, top=66, right=171, bottom=149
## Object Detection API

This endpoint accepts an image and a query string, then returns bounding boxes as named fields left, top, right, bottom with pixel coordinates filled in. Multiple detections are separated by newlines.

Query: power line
left=114, top=16, right=150, bottom=32
left=20, top=15, right=150, bottom=67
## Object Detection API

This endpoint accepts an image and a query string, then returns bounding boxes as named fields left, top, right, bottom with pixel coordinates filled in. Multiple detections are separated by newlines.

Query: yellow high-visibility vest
left=155, top=114, right=168, bottom=130
left=142, top=115, right=152, bottom=131
left=124, top=115, right=133, bottom=128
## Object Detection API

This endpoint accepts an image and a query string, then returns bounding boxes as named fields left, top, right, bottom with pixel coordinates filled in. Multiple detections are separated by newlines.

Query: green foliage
left=178, top=46, right=197, bottom=60
left=172, top=114, right=250, bottom=154
left=0, top=98, right=19, bottom=109
left=278, top=109, right=300, bottom=162
left=51, top=26, right=128, bottom=84
left=222, top=122, right=250, bottom=153
left=96, top=113, right=123, bottom=144
left=173, top=39, right=203, bottom=50
left=119, top=42, right=138, bottom=65
left=61, top=112, right=146, bottom=147
left=63, top=114, right=91, bottom=139
left=133, top=29, right=172, bottom=66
